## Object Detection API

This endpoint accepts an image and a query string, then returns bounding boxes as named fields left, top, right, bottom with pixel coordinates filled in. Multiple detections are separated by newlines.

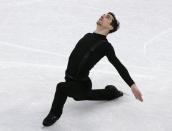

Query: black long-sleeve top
left=65, top=32, right=135, bottom=87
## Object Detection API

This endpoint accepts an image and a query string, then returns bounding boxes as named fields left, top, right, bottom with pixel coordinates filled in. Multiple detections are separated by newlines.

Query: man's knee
left=56, top=82, right=65, bottom=91
left=73, top=97, right=80, bottom=101
left=56, top=82, right=73, bottom=96
left=72, top=96, right=86, bottom=101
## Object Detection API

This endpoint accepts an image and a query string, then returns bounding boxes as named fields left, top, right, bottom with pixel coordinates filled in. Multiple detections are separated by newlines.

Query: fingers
left=136, top=96, right=143, bottom=102
left=135, top=93, right=143, bottom=102
left=131, top=85, right=143, bottom=102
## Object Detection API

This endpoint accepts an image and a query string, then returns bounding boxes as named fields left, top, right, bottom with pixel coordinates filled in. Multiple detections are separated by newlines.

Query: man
left=42, top=12, right=143, bottom=127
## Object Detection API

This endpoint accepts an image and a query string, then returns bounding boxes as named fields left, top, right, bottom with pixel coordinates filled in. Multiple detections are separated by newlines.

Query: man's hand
left=130, top=84, right=143, bottom=102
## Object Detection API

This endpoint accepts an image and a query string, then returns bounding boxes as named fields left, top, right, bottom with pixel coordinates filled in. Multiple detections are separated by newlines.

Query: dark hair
left=108, top=12, right=120, bottom=33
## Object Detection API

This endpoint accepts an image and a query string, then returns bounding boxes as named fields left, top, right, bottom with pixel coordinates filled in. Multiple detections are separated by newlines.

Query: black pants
left=49, top=76, right=117, bottom=114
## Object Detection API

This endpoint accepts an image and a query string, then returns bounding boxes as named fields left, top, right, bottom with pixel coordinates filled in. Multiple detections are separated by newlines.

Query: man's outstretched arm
left=106, top=44, right=143, bottom=102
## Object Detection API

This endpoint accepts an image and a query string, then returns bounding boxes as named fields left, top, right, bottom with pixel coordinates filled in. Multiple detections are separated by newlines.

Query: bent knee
left=73, top=96, right=85, bottom=101
left=56, top=82, right=65, bottom=90
left=73, top=97, right=80, bottom=101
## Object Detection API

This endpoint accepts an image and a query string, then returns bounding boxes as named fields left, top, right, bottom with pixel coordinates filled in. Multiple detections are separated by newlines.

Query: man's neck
left=94, top=28, right=109, bottom=36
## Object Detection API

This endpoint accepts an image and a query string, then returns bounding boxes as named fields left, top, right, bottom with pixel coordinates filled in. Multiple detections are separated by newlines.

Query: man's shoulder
left=79, top=33, right=92, bottom=40
left=101, top=40, right=112, bottom=47
left=104, top=41, right=114, bottom=52
left=84, top=32, right=92, bottom=36
left=82, top=32, right=111, bottom=45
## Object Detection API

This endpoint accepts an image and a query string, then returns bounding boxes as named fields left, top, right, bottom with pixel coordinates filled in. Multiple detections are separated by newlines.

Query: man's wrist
left=130, top=83, right=136, bottom=89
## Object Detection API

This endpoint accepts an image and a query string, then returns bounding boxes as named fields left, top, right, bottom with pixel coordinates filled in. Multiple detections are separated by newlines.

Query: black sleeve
left=106, top=43, right=135, bottom=87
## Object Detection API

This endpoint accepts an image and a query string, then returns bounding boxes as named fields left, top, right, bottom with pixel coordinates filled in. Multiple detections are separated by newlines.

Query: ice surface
left=0, top=0, right=172, bottom=131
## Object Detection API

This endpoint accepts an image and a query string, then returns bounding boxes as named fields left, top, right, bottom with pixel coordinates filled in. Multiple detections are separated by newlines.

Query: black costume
left=65, top=32, right=134, bottom=86
left=43, top=32, right=135, bottom=126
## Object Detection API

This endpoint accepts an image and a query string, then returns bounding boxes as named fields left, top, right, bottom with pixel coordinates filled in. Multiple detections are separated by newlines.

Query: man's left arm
left=106, top=44, right=143, bottom=102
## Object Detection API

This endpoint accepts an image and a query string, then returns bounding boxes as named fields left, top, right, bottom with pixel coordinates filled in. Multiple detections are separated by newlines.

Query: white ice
left=0, top=0, right=172, bottom=131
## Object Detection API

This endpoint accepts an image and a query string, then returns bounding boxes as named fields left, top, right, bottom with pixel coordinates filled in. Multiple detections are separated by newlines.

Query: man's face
left=96, top=13, right=114, bottom=31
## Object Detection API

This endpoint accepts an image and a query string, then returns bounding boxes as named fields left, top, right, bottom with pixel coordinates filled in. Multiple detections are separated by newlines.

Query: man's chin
left=96, top=21, right=101, bottom=26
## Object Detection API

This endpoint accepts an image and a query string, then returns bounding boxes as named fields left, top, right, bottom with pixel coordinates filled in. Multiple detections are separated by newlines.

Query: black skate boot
left=42, top=109, right=62, bottom=127
left=105, top=85, right=123, bottom=100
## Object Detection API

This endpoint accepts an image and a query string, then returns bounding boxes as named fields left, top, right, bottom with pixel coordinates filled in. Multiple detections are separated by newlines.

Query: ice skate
left=42, top=110, right=62, bottom=127
left=105, top=85, right=123, bottom=100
